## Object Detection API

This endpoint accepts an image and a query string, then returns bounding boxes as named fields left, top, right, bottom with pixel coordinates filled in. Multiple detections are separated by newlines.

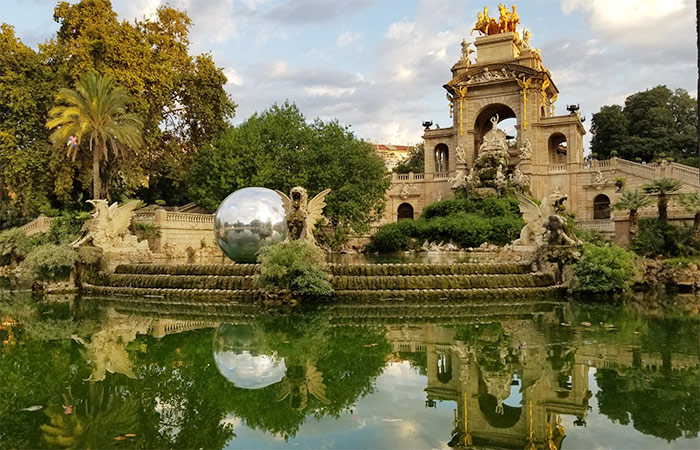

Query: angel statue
left=71, top=199, right=142, bottom=249
left=275, top=187, right=331, bottom=246
left=513, top=192, right=580, bottom=247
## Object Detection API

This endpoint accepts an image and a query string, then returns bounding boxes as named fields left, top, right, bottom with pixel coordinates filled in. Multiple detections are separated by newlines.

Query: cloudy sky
left=2, top=0, right=697, bottom=149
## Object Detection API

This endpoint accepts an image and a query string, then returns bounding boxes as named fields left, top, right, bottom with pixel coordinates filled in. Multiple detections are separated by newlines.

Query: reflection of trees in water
left=222, top=309, right=391, bottom=439
left=596, top=367, right=700, bottom=441
left=41, top=382, right=139, bottom=449
left=595, top=317, right=700, bottom=441
left=2, top=295, right=700, bottom=447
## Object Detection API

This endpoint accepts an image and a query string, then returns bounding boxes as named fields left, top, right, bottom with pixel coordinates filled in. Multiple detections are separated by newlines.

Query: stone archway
left=548, top=132, right=568, bottom=165
left=593, top=194, right=611, bottom=219
left=434, top=143, right=449, bottom=173
left=437, top=353, right=452, bottom=384
left=474, top=103, right=517, bottom=160
left=397, top=203, right=414, bottom=220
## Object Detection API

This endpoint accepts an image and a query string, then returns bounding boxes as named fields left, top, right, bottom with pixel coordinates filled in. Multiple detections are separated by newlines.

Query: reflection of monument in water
left=387, top=316, right=699, bottom=450
left=388, top=319, right=581, bottom=449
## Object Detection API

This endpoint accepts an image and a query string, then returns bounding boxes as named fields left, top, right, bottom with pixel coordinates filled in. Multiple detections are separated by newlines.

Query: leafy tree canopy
left=0, top=0, right=235, bottom=223
left=590, top=86, right=698, bottom=166
left=188, top=102, right=390, bottom=247
left=393, top=143, right=424, bottom=174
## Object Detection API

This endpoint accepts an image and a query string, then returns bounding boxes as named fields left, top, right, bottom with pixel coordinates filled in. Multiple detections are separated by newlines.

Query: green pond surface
left=1, top=291, right=699, bottom=449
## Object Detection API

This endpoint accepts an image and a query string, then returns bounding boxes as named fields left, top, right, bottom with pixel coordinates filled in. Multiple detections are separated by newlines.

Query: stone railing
left=166, top=211, right=214, bottom=225
left=548, top=164, right=567, bottom=173
left=392, top=172, right=426, bottom=182
left=434, top=171, right=449, bottom=180
left=576, top=219, right=614, bottom=233
left=670, top=162, right=700, bottom=185
left=582, top=158, right=699, bottom=187
left=20, top=215, right=55, bottom=237
left=133, top=208, right=217, bottom=255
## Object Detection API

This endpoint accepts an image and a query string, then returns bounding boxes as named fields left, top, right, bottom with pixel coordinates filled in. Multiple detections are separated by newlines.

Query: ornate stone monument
left=275, top=187, right=331, bottom=247
left=72, top=199, right=152, bottom=267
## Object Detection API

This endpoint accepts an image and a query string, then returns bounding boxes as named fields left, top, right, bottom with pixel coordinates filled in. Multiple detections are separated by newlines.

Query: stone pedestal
left=475, top=32, right=520, bottom=63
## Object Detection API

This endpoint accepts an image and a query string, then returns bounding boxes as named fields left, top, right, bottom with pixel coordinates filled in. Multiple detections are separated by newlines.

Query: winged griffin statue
left=513, top=192, right=581, bottom=247
left=275, top=187, right=331, bottom=246
left=71, top=200, right=143, bottom=249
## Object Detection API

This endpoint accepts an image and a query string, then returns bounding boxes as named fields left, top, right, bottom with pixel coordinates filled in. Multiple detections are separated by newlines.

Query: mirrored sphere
left=214, top=187, right=287, bottom=263
left=213, top=324, right=286, bottom=389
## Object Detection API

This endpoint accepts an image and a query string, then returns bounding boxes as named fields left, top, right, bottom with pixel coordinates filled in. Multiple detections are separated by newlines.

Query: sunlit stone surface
left=212, top=324, right=286, bottom=389
left=214, top=187, right=287, bottom=263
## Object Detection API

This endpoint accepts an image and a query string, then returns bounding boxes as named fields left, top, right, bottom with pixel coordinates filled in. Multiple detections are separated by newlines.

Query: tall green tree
left=590, top=105, right=628, bottom=159
left=0, top=0, right=236, bottom=221
left=393, top=143, right=425, bottom=174
left=0, top=24, right=69, bottom=219
left=642, top=178, right=682, bottom=223
left=613, top=188, right=653, bottom=240
left=189, top=102, right=390, bottom=247
left=590, top=86, right=698, bottom=165
left=47, top=73, right=143, bottom=200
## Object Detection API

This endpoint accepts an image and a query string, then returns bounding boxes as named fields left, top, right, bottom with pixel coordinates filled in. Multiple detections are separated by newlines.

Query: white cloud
left=337, top=30, right=362, bottom=48
left=223, top=68, right=243, bottom=86
left=114, top=0, right=238, bottom=46
left=385, top=18, right=416, bottom=41
left=304, top=86, right=356, bottom=97
left=560, top=0, right=692, bottom=48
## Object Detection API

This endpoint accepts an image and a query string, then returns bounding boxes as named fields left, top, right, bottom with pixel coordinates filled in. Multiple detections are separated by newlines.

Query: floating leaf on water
left=580, top=322, right=591, bottom=327
left=20, top=405, right=42, bottom=411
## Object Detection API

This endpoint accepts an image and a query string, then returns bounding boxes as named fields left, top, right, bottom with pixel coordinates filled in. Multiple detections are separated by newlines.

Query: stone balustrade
left=548, top=164, right=567, bottom=173
left=392, top=172, right=427, bottom=182
left=576, top=219, right=615, bottom=234
left=20, top=215, right=54, bottom=237
left=133, top=208, right=218, bottom=255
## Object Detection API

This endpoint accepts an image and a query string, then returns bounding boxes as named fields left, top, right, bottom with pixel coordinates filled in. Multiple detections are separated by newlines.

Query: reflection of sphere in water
left=214, top=187, right=287, bottom=263
left=213, top=324, right=286, bottom=389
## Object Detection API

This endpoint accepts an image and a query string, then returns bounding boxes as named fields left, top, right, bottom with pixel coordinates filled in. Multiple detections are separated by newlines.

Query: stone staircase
left=83, top=262, right=562, bottom=301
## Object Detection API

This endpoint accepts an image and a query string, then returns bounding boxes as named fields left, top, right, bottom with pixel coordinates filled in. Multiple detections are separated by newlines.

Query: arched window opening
left=474, top=104, right=517, bottom=160
left=594, top=194, right=611, bottom=219
left=548, top=133, right=567, bottom=165
left=437, top=353, right=452, bottom=384
left=397, top=203, right=414, bottom=220
left=434, top=144, right=449, bottom=173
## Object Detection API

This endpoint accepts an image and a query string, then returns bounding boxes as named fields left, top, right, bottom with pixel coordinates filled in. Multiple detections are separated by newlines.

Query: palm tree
left=46, top=73, right=143, bottom=200
left=679, top=192, right=700, bottom=245
left=613, top=188, right=652, bottom=240
left=642, top=178, right=682, bottom=223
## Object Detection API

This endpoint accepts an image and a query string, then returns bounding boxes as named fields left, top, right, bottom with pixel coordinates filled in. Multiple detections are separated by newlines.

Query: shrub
left=421, top=196, right=520, bottom=219
left=574, top=228, right=608, bottom=246
left=629, top=218, right=692, bottom=257
left=21, top=244, right=78, bottom=281
left=368, top=195, right=524, bottom=252
left=0, top=228, right=31, bottom=266
left=366, top=220, right=418, bottom=252
left=31, top=211, right=91, bottom=246
left=256, top=240, right=333, bottom=298
left=572, top=243, right=637, bottom=293
left=134, top=222, right=160, bottom=242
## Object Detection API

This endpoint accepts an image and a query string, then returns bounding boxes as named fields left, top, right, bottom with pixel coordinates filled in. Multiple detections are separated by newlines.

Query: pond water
left=1, top=291, right=699, bottom=449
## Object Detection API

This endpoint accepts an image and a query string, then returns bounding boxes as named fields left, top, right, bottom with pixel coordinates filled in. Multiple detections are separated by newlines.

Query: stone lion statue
left=275, top=187, right=331, bottom=246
